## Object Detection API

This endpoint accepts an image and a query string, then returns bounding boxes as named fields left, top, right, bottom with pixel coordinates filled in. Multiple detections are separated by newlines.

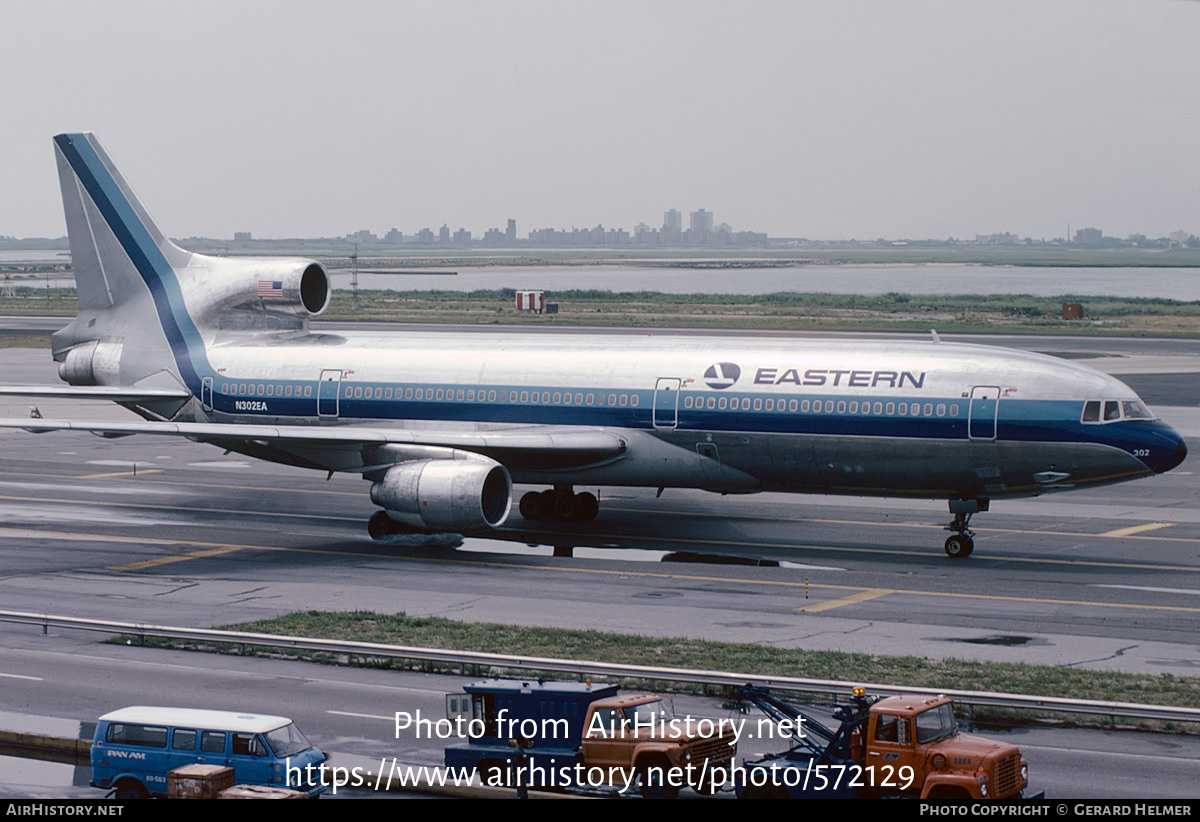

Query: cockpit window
left=1122, top=400, right=1154, bottom=420
left=1082, top=399, right=1156, bottom=424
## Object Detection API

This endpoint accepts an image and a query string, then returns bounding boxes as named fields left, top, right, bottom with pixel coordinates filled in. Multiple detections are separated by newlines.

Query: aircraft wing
left=0, top=417, right=628, bottom=472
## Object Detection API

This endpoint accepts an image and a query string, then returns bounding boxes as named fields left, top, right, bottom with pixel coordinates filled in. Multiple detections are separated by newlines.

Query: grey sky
left=1, top=0, right=1197, bottom=241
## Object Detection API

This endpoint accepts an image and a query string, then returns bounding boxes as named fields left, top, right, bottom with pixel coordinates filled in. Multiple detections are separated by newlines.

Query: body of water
left=330, top=264, right=1200, bottom=300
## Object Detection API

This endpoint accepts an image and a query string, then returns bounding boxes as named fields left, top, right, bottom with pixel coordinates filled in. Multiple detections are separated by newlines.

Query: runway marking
left=327, top=710, right=392, bottom=721
left=1093, top=584, right=1200, bottom=597
left=615, top=505, right=1199, bottom=545
left=11, top=524, right=1199, bottom=616
left=112, top=546, right=250, bottom=571
left=77, top=469, right=163, bottom=479
left=0, top=494, right=361, bottom=524
left=1099, top=522, right=1173, bottom=538
left=794, top=588, right=890, bottom=613
left=520, top=525, right=1200, bottom=574
left=0, top=672, right=43, bottom=681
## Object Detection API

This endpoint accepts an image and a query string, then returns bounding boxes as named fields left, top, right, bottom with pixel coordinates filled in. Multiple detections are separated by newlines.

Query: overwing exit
left=0, top=134, right=1187, bottom=558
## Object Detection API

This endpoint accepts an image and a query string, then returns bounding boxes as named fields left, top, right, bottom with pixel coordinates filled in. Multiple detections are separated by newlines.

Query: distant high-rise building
left=690, top=208, right=713, bottom=238
left=506, top=219, right=517, bottom=242
left=1074, top=227, right=1102, bottom=244
left=439, top=224, right=450, bottom=244
left=233, top=231, right=252, bottom=242
left=662, top=209, right=682, bottom=244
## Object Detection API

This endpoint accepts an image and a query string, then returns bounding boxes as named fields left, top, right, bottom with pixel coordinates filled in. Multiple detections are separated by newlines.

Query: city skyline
left=1, top=2, right=1196, bottom=242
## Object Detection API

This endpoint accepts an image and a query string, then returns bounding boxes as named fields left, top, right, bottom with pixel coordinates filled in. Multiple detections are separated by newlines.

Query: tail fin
left=52, top=133, right=205, bottom=393
left=54, top=133, right=191, bottom=311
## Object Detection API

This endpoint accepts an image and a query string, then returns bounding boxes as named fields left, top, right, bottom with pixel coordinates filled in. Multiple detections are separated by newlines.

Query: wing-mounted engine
left=176, top=255, right=331, bottom=329
left=370, top=455, right=512, bottom=533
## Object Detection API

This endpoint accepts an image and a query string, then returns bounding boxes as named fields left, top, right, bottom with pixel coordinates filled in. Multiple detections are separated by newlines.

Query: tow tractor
left=734, top=685, right=1030, bottom=800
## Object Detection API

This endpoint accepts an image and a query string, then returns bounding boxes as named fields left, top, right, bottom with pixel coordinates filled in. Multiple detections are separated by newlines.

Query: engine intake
left=370, top=458, right=512, bottom=532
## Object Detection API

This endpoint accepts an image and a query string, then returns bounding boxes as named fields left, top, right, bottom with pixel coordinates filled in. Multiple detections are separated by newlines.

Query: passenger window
left=107, top=724, right=167, bottom=748
left=172, top=729, right=196, bottom=751
left=201, top=731, right=225, bottom=754
left=232, top=733, right=265, bottom=757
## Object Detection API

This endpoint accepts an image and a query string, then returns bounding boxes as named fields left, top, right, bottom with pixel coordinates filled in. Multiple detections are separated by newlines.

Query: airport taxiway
left=1, top=335, right=1199, bottom=678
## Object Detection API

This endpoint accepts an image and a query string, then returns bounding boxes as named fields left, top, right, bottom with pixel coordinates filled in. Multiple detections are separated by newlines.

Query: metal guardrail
left=4, top=609, right=1198, bottom=726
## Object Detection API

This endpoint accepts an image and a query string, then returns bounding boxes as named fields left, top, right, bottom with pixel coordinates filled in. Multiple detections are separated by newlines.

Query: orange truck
left=736, top=686, right=1030, bottom=800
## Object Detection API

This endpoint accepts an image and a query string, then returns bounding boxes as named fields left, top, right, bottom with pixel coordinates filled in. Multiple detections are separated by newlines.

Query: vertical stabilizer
left=51, top=133, right=206, bottom=392
left=54, top=133, right=191, bottom=310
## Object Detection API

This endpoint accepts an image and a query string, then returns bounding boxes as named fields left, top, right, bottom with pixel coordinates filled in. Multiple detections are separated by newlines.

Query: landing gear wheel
left=368, top=510, right=396, bottom=540
left=519, top=491, right=549, bottom=521
left=573, top=491, right=599, bottom=521
left=553, top=492, right=579, bottom=520
left=944, top=534, right=974, bottom=558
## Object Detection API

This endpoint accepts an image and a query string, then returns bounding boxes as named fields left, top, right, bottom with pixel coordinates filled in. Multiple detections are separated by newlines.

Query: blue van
left=91, top=706, right=327, bottom=798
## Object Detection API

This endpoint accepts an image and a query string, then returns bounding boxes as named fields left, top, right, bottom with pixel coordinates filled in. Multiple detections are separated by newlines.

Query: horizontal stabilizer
left=0, top=386, right=193, bottom=402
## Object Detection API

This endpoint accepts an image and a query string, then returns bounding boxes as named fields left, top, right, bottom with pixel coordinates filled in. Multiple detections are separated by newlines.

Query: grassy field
left=120, top=610, right=1200, bottom=729
left=10, top=287, right=1199, bottom=338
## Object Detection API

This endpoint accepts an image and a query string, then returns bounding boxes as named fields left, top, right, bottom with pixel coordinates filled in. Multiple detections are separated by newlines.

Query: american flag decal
left=257, top=280, right=284, bottom=298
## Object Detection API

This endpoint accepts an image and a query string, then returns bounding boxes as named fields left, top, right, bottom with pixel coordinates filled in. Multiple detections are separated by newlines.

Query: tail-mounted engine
left=179, top=256, right=331, bottom=320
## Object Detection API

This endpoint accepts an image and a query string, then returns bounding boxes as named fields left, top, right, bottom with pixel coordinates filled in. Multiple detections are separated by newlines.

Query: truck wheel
left=638, top=768, right=679, bottom=800
left=113, top=780, right=148, bottom=800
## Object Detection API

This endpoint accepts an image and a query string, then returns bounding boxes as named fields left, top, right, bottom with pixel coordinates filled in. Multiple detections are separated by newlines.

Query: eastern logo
left=703, top=362, right=741, bottom=389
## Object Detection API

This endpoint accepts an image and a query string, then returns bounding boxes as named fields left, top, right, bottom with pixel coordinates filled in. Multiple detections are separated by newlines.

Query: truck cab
left=867, top=695, right=1028, bottom=800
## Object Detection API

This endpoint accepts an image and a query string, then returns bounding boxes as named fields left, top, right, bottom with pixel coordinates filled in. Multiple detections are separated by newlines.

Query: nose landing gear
left=944, top=498, right=988, bottom=558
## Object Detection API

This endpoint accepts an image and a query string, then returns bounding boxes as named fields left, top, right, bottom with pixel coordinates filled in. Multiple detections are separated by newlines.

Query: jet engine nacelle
left=59, top=340, right=123, bottom=385
left=370, top=457, right=512, bottom=532
left=180, top=255, right=331, bottom=318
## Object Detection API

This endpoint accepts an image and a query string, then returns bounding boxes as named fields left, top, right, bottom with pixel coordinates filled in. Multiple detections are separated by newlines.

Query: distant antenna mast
left=1, top=273, right=14, bottom=299
left=351, top=240, right=360, bottom=311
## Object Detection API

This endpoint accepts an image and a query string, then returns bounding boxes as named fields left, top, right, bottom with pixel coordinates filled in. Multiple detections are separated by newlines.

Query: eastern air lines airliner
left=0, top=134, right=1187, bottom=558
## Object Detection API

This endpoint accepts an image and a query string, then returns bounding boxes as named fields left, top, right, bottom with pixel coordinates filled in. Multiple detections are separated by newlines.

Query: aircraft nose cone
left=1150, top=426, right=1188, bottom=474
left=1168, top=436, right=1188, bottom=473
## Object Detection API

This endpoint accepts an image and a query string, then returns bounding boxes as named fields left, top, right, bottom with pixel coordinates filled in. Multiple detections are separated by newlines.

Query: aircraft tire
left=519, top=491, right=549, bottom=520
left=367, top=510, right=396, bottom=540
left=574, top=491, right=599, bottom=521
left=553, top=492, right=579, bottom=520
left=944, top=534, right=974, bottom=558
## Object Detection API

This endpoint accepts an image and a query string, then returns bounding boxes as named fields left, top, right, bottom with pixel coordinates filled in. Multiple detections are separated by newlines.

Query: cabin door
left=653, top=378, right=681, bottom=429
left=200, top=376, right=213, bottom=412
left=317, top=370, right=343, bottom=418
left=968, top=385, right=1000, bottom=440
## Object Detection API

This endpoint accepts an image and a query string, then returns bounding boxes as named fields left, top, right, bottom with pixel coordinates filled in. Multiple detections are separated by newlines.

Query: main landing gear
left=519, top=485, right=599, bottom=522
left=367, top=510, right=424, bottom=540
left=944, top=498, right=989, bottom=558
